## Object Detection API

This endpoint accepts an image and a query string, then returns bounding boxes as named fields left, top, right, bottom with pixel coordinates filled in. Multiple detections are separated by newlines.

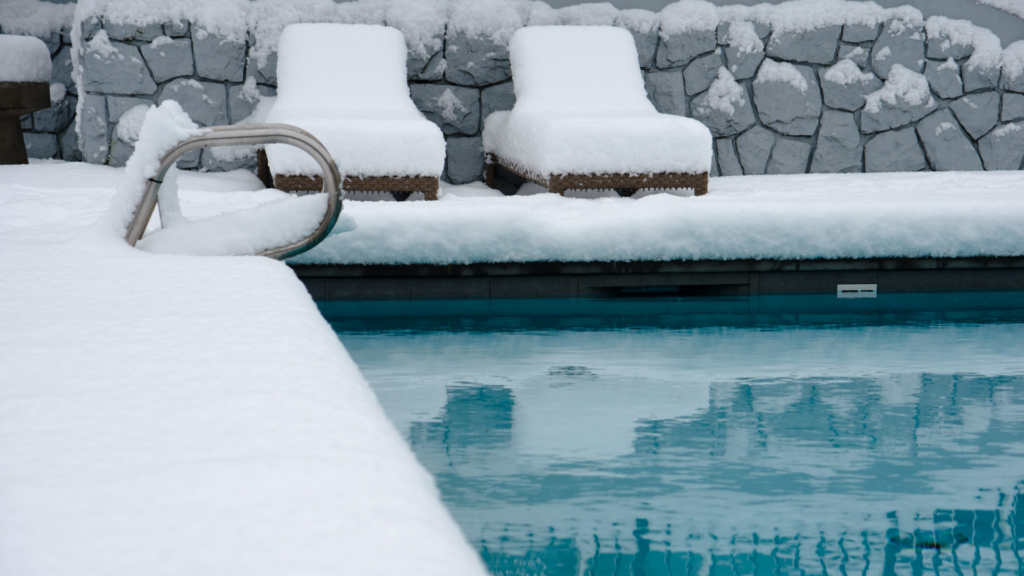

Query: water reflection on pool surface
left=323, top=294, right=1024, bottom=576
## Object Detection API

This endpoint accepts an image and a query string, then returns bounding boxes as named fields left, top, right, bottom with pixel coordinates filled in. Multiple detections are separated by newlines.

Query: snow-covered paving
left=0, top=161, right=487, bottom=576
left=295, top=170, right=1024, bottom=265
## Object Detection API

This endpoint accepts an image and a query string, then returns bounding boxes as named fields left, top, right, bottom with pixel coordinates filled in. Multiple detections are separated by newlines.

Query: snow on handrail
left=124, top=123, right=344, bottom=260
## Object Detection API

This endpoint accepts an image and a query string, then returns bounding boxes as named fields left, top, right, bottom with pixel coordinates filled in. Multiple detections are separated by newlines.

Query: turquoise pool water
left=322, top=294, right=1024, bottom=576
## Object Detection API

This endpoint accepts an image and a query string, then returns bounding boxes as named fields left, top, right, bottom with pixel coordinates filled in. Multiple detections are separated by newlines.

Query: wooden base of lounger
left=484, top=153, right=708, bottom=196
left=256, top=149, right=440, bottom=201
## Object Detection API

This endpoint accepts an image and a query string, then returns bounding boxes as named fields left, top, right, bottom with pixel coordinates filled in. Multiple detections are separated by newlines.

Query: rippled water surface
left=323, top=294, right=1024, bottom=576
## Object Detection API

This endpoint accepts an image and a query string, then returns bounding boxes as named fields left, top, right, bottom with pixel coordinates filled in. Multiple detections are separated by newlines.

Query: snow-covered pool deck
left=290, top=170, right=1024, bottom=299
left=0, top=162, right=487, bottom=575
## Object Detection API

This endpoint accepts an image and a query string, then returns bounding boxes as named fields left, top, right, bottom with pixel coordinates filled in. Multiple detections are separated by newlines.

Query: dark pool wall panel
left=292, top=257, right=1024, bottom=301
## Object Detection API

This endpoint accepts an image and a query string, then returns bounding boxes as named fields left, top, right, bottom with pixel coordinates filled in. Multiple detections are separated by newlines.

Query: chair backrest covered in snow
left=272, top=23, right=422, bottom=119
left=508, top=26, right=656, bottom=114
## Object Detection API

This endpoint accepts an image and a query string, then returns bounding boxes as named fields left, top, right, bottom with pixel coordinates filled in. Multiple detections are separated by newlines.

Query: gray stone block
left=684, top=51, right=725, bottom=96
left=253, top=51, right=277, bottom=86
left=33, top=95, right=76, bottom=133
left=766, top=26, right=842, bottom=65
left=82, top=40, right=157, bottom=95
left=710, top=157, right=719, bottom=177
left=193, top=28, right=245, bottom=82
left=916, top=109, right=983, bottom=171
left=164, top=20, right=189, bottom=38
left=752, top=64, right=821, bottom=136
left=410, top=84, right=480, bottom=136
left=655, top=28, right=717, bottom=69
left=843, top=23, right=880, bottom=43
left=59, top=123, right=81, bottom=161
left=108, top=138, right=134, bottom=168
left=736, top=125, right=775, bottom=175
left=445, top=32, right=511, bottom=87
left=865, top=127, right=927, bottom=172
left=24, top=132, right=59, bottom=159
left=766, top=138, right=811, bottom=174
left=228, top=83, right=274, bottom=124
left=1003, top=93, right=1024, bottom=122
left=157, top=79, right=228, bottom=127
left=481, top=82, right=516, bottom=122
left=870, top=20, right=925, bottom=80
left=950, top=91, right=1000, bottom=139
left=104, top=21, right=163, bottom=42
left=715, top=138, right=743, bottom=175
left=80, top=94, right=109, bottom=164
left=51, top=46, right=76, bottom=95
left=837, top=44, right=870, bottom=69
left=200, top=148, right=257, bottom=172
left=717, top=22, right=765, bottom=80
left=926, top=33, right=974, bottom=60
left=860, top=80, right=936, bottom=133
left=1000, top=70, right=1024, bottom=94
left=107, top=96, right=153, bottom=123
left=176, top=149, right=200, bottom=170
left=445, top=135, right=485, bottom=184
left=962, top=63, right=1000, bottom=92
left=140, top=37, right=194, bottom=83
left=690, top=85, right=756, bottom=137
left=20, top=115, right=32, bottom=130
left=724, top=44, right=764, bottom=81
left=979, top=124, right=1024, bottom=170
left=407, top=46, right=446, bottom=82
left=644, top=71, right=686, bottom=116
left=821, top=65, right=882, bottom=112
left=81, top=17, right=101, bottom=41
left=629, top=29, right=659, bottom=69
left=924, top=59, right=963, bottom=100
left=810, top=110, right=863, bottom=173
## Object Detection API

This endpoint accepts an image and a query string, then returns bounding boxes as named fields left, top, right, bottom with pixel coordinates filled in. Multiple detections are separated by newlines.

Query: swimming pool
left=322, top=294, right=1024, bottom=576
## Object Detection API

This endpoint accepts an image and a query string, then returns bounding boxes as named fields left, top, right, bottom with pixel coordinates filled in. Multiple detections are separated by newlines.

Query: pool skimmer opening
left=837, top=284, right=878, bottom=298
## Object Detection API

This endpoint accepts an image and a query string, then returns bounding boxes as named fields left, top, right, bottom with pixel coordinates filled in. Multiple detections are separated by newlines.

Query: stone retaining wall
left=66, top=9, right=1024, bottom=182
left=1, top=25, right=81, bottom=162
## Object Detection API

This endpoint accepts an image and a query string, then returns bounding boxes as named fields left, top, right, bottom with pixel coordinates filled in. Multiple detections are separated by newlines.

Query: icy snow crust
left=0, top=160, right=488, bottom=576
left=291, top=171, right=1024, bottom=265
left=0, top=35, right=52, bottom=83
left=265, top=24, right=445, bottom=178
left=483, top=26, right=713, bottom=178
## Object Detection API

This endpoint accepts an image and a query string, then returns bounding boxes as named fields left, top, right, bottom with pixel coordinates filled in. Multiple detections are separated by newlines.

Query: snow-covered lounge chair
left=260, top=24, right=445, bottom=200
left=483, top=26, right=712, bottom=197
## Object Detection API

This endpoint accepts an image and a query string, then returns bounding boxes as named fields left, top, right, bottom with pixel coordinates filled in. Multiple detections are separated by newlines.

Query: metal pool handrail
left=124, top=123, right=344, bottom=260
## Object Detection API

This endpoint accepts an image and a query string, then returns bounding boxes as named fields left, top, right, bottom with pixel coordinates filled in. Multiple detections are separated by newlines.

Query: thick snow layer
left=725, top=20, right=763, bottom=55
left=265, top=23, right=445, bottom=178
left=484, top=26, right=712, bottom=177
left=823, top=58, right=877, bottom=85
left=115, top=103, right=151, bottom=142
left=864, top=64, right=935, bottom=114
left=290, top=171, right=1024, bottom=265
left=0, top=160, right=488, bottom=576
left=77, top=0, right=250, bottom=43
left=0, top=0, right=74, bottom=37
left=697, top=67, right=747, bottom=116
left=0, top=35, right=52, bottom=83
left=1004, top=40, right=1024, bottom=81
left=49, top=82, right=66, bottom=104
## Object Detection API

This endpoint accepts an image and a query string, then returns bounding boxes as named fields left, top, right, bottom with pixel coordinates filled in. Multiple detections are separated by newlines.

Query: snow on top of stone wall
left=1003, top=40, right=1024, bottom=81
left=864, top=63, right=934, bottom=114
left=715, top=0, right=921, bottom=36
left=77, top=0, right=250, bottom=43
left=926, top=16, right=1004, bottom=71
left=975, top=0, right=1024, bottom=19
left=725, top=21, right=763, bottom=55
left=614, top=8, right=659, bottom=35
left=823, top=58, right=877, bottom=86
left=0, top=0, right=74, bottom=37
left=755, top=58, right=808, bottom=93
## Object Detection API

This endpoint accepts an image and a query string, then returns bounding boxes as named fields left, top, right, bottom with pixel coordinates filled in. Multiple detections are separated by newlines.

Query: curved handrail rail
left=124, top=123, right=344, bottom=260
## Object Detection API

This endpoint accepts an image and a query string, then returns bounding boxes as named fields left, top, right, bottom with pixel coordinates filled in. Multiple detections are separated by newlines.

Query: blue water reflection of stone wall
left=337, top=319, right=1024, bottom=576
